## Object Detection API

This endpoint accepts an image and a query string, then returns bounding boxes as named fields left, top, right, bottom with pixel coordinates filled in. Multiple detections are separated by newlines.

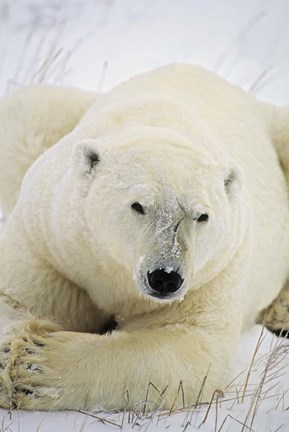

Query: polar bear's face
left=74, top=135, right=242, bottom=302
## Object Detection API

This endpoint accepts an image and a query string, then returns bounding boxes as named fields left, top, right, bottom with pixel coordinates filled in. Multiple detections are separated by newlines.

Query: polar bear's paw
left=0, top=319, right=63, bottom=410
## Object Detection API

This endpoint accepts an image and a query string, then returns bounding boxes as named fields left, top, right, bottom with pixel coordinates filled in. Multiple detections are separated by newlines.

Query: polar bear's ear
left=224, top=165, right=243, bottom=199
left=72, top=139, right=101, bottom=176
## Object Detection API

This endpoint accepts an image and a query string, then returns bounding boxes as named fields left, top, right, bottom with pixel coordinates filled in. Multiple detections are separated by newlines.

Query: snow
left=164, top=267, right=174, bottom=274
left=1, top=0, right=289, bottom=430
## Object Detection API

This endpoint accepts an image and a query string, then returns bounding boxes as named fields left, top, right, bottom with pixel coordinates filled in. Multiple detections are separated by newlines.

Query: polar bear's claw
left=0, top=321, right=63, bottom=410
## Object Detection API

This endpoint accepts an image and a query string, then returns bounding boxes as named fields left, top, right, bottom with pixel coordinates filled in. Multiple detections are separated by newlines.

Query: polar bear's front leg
left=0, top=319, right=239, bottom=411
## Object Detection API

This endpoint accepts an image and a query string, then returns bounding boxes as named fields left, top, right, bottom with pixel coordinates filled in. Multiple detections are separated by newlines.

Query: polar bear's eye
left=131, top=202, right=145, bottom=215
left=197, top=213, right=209, bottom=223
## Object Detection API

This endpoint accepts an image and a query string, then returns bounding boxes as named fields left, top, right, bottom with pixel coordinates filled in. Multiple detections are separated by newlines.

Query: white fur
left=0, top=64, right=289, bottom=411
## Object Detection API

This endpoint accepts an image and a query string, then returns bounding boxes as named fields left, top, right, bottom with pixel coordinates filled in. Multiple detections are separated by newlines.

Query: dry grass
left=4, top=23, right=74, bottom=96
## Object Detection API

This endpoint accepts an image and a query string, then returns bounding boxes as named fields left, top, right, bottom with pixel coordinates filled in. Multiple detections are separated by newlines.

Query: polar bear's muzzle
left=147, top=269, right=184, bottom=298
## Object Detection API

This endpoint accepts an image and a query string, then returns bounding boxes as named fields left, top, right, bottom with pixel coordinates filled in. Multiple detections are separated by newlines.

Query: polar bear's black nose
left=147, top=269, right=184, bottom=295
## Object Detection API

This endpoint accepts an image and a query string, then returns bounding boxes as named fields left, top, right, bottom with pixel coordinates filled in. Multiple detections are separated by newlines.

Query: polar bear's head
left=73, top=128, right=242, bottom=303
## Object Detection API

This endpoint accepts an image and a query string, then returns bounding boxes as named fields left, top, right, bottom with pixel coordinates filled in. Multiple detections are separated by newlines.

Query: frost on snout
left=136, top=203, right=190, bottom=301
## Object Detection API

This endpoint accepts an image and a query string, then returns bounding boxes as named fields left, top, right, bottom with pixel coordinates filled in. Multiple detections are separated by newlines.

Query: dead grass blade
left=241, top=326, right=265, bottom=403
left=75, top=410, right=122, bottom=428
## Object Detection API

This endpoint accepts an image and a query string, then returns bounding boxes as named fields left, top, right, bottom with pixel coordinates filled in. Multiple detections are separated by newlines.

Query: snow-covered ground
left=1, top=1, right=289, bottom=431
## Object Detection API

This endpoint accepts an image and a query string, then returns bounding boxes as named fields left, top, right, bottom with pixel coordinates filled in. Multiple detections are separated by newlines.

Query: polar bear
left=0, top=64, right=289, bottom=411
